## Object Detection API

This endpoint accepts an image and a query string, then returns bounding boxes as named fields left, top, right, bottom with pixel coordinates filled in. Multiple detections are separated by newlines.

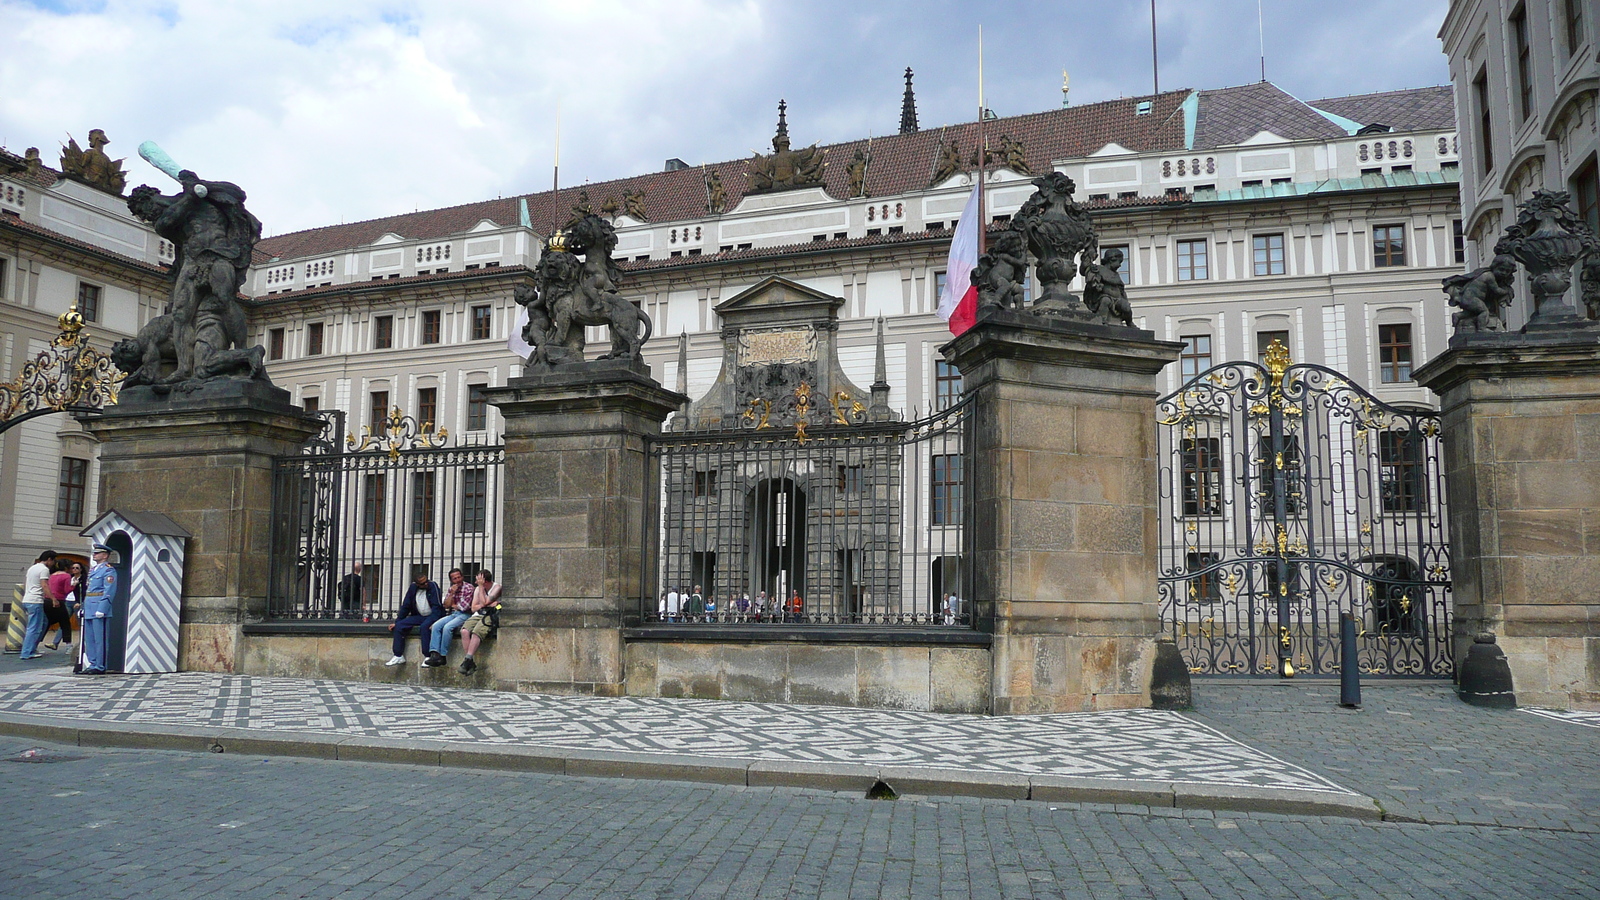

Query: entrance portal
left=747, top=478, right=806, bottom=603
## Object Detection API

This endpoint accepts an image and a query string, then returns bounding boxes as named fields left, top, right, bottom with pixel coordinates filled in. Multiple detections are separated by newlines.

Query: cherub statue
left=1442, top=254, right=1515, bottom=333
left=1082, top=247, right=1134, bottom=327
left=971, top=226, right=1029, bottom=311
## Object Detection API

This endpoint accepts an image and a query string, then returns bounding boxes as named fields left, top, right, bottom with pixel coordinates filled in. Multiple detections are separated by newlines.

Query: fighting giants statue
left=124, top=163, right=269, bottom=389
left=1443, top=254, right=1515, bottom=333
left=516, top=214, right=653, bottom=369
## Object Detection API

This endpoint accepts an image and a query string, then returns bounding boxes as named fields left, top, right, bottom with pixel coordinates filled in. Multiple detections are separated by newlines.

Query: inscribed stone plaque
left=738, top=327, right=817, bottom=367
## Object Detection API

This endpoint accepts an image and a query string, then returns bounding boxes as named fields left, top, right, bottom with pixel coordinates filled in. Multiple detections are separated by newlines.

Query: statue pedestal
left=79, top=383, right=320, bottom=672
left=944, top=312, right=1183, bottom=713
left=484, top=362, right=684, bottom=695
left=1415, top=334, right=1600, bottom=708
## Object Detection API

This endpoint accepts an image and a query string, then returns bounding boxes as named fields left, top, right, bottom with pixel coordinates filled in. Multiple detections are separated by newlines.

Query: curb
left=0, top=712, right=1380, bottom=820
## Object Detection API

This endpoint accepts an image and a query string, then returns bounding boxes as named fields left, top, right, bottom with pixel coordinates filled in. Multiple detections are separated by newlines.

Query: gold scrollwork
left=347, top=407, right=449, bottom=460
left=742, top=398, right=772, bottom=429
left=829, top=389, right=866, bottom=425
left=0, top=305, right=122, bottom=428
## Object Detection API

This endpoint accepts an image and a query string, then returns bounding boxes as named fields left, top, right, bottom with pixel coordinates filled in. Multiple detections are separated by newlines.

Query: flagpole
left=976, top=24, right=987, bottom=256
left=551, top=99, right=561, bottom=237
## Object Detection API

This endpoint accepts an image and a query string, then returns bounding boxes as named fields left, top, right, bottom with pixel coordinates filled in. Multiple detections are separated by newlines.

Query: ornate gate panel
left=1157, top=342, right=1452, bottom=677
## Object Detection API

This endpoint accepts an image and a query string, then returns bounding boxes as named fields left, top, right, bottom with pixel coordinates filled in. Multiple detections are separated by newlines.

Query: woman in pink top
left=43, top=560, right=75, bottom=650
left=457, top=570, right=503, bottom=675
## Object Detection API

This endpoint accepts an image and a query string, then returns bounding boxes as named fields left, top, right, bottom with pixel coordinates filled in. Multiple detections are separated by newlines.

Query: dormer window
left=1136, top=101, right=1152, bottom=115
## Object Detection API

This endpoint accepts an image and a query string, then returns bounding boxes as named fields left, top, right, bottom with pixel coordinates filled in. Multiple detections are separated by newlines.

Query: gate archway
left=0, top=306, right=122, bottom=435
left=1156, top=341, right=1452, bottom=677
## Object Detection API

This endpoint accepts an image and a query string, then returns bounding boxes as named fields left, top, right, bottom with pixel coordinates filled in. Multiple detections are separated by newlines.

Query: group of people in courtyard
left=15, top=545, right=117, bottom=674
left=653, top=585, right=963, bottom=625
left=385, top=567, right=502, bottom=674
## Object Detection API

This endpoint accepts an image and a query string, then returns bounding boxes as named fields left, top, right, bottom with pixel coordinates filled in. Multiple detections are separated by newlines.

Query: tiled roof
left=255, top=90, right=1193, bottom=262
left=1309, top=86, right=1457, bottom=133
left=0, top=146, right=61, bottom=188
left=0, top=214, right=167, bottom=276
left=1192, top=81, right=1349, bottom=149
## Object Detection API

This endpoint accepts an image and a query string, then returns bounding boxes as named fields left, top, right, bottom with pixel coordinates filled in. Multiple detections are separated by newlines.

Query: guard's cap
left=91, top=543, right=111, bottom=553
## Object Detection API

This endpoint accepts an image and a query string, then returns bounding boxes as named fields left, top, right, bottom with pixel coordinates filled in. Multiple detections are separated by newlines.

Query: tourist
left=41, top=556, right=75, bottom=651
left=684, top=585, right=705, bottom=622
left=703, top=593, right=717, bottom=621
left=18, top=549, right=57, bottom=660
left=664, top=586, right=681, bottom=622
left=733, top=592, right=750, bottom=622
left=785, top=589, right=803, bottom=623
left=457, top=570, right=503, bottom=675
left=79, top=544, right=115, bottom=675
left=424, top=568, right=473, bottom=668
left=384, top=569, right=441, bottom=667
left=338, top=562, right=364, bottom=619
left=943, top=592, right=961, bottom=626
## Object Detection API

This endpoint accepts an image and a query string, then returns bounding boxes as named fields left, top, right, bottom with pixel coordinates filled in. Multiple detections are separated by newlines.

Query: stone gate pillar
left=944, top=311, right=1182, bottom=713
left=80, top=384, right=321, bottom=672
left=1415, top=335, right=1600, bottom=708
left=484, top=361, right=684, bottom=695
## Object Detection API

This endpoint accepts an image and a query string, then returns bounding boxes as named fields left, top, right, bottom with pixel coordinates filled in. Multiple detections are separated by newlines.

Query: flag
left=937, top=180, right=982, bottom=336
left=509, top=307, right=532, bottom=359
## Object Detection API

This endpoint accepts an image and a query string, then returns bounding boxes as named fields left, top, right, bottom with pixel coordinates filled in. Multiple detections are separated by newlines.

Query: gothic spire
left=899, top=68, right=919, bottom=134
left=676, top=331, right=689, bottom=396
left=776, top=99, right=789, bottom=141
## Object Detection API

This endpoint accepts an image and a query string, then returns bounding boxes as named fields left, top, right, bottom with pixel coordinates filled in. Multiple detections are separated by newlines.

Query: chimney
left=664, top=158, right=689, bottom=172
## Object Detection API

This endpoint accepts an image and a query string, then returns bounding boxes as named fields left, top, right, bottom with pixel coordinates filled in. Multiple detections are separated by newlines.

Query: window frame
left=1510, top=6, right=1533, bottom=122
left=1372, top=224, right=1407, bottom=268
left=410, top=470, right=437, bottom=535
left=934, top=359, right=963, bottom=411
left=76, top=281, right=102, bottom=322
left=467, top=383, right=488, bottom=432
left=420, top=309, right=442, bottom=345
left=306, top=322, right=325, bottom=356
left=470, top=305, right=492, bottom=341
left=368, top=390, right=390, bottom=429
left=56, top=456, right=89, bottom=527
left=361, top=472, right=387, bottom=535
left=416, top=386, right=438, bottom=429
left=930, top=453, right=964, bottom=527
left=1378, top=323, right=1414, bottom=384
left=1251, top=233, right=1286, bottom=277
left=1180, top=437, right=1224, bottom=518
left=1255, top=330, right=1290, bottom=365
left=1179, top=334, right=1213, bottom=381
left=1176, top=238, right=1209, bottom=282
left=268, top=327, right=285, bottom=361
left=373, top=314, right=394, bottom=350
left=1377, top=429, right=1427, bottom=514
left=1474, top=70, right=1494, bottom=175
left=461, top=468, right=488, bottom=533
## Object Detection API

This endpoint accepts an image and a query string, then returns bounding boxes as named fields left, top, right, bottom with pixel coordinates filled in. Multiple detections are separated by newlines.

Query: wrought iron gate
left=1156, top=342, right=1452, bottom=677
left=267, top=409, right=504, bottom=620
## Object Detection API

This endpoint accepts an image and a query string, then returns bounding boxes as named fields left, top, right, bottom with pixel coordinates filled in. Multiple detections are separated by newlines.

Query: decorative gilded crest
left=347, top=407, right=449, bottom=460
left=0, top=305, right=122, bottom=434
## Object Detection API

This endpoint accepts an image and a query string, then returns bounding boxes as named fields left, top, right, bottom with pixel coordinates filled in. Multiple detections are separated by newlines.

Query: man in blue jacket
left=80, top=544, right=116, bottom=675
left=384, top=569, right=441, bottom=667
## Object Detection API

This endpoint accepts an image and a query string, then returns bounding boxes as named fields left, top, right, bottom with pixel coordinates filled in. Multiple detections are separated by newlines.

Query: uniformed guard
left=80, top=543, right=116, bottom=675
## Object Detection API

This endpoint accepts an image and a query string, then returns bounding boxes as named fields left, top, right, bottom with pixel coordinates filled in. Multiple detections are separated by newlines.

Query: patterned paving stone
left=0, top=671, right=1357, bottom=794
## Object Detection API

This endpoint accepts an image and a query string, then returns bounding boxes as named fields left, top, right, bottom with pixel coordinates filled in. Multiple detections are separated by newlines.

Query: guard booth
left=79, top=509, right=189, bottom=674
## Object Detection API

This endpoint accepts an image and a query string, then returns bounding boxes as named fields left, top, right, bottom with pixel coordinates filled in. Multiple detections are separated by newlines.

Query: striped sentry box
left=79, top=510, right=190, bottom=675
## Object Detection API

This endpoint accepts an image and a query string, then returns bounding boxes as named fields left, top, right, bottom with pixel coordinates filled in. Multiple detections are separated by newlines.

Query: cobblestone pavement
left=1185, top=679, right=1600, bottom=832
left=0, top=672, right=1352, bottom=793
left=1, top=736, right=1594, bottom=900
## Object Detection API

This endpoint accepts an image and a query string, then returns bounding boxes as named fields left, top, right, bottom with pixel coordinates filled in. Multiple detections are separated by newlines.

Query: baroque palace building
left=247, top=79, right=1464, bottom=448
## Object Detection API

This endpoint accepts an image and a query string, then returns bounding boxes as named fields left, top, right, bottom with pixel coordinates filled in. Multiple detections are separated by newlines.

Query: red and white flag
left=936, top=180, right=982, bottom=336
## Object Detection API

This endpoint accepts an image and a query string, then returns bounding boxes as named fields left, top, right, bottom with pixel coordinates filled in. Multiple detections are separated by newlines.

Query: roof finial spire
left=676, top=331, right=689, bottom=396
left=776, top=99, right=789, bottom=140
left=899, top=67, right=919, bottom=134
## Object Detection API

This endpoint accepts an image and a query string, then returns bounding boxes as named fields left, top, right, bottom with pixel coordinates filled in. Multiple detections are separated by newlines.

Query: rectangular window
left=268, top=328, right=285, bottom=360
left=931, top=454, right=964, bottom=526
left=417, top=387, right=437, bottom=428
left=1511, top=7, right=1533, bottom=122
left=306, top=322, right=324, bottom=356
left=410, top=471, right=436, bottom=534
left=369, top=390, right=389, bottom=428
left=1181, top=438, right=1223, bottom=517
left=361, top=473, right=387, bottom=535
left=933, top=271, right=947, bottom=305
left=373, top=315, right=393, bottom=349
left=1179, top=334, right=1212, bottom=380
left=1252, top=233, right=1285, bottom=276
left=461, top=468, right=488, bottom=533
left=1373, top=224, right=1406, bottom=267
left=837, top=465, right=863, bottom=493
left=0, top=258, right=7, bottom=299
left=1575, top=158, right=1599, bottom=236
left=470, top=305, right=491, bottom=340
left=694, top=469, right=718, bottom=498
left=1452, top=219, right=1466, bottom=265
left=421, top=310, right=441, bottom=345
left=1186, top=552, right=1222, bottom=604
left=1566, top=0, right=1587, bottom=55
left=76, top=282, right=101, bottom=322
left=55, top=457, right=88, bottom=527
left=1378, top=430, right=1427, bottom=513
left=1379, top=323, right=1413, bottom=383
left=1256, top=330, right=1289, bottom=364
left=1176, top=239, right=1208, bottom=281
left=935, top=359, right=963, bottom=410
left=302, top=396, right=320, bottom=414
left=1475, top=71, right=1494, bottom=175
left=467, top=383, right=488, bottom=431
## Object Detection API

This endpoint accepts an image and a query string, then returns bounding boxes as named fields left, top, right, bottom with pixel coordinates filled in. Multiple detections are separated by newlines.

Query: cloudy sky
left=1, top=1, right=1451, bottom=237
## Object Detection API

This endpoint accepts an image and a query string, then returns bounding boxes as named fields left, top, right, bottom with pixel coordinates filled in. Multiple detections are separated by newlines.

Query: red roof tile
left=1192, top=82, right=1349, bottom=149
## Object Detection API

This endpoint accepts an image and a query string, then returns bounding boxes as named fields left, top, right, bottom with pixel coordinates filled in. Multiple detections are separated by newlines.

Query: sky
left=0, top=1, right=1452, bottom=237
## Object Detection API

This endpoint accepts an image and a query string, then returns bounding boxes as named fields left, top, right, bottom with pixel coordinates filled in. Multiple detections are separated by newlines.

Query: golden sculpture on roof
left=59, top=129, right=127, bottom=195
left=748, top=100, right=825, bottom=194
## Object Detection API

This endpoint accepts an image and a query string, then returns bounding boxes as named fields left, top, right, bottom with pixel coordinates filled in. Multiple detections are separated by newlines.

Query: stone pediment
left=715, top=276, right=843, bottom=328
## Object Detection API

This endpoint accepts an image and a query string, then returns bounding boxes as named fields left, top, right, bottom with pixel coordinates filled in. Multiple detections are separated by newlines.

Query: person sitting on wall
left=424, top=568, right=473, bottom=668
left=385, top=569, right=441, bottom=667
left=457, top=570, right=503, bottom=675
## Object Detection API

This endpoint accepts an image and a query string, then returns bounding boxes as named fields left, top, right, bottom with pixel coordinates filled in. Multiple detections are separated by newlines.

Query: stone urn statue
left=1495, top=190, right=1600, bottom=330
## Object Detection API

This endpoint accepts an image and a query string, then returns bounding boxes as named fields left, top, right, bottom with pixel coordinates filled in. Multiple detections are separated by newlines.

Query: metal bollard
left=1339, top=612, right=1361, bottom=708
left=4, top=585, right=24, bottom=653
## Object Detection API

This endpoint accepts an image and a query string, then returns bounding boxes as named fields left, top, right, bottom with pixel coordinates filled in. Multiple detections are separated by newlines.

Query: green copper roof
left=1193, top=165, right=1459, bottom=202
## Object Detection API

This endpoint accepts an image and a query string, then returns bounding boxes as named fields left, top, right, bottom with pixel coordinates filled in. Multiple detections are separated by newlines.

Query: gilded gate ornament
left=0, top=305, right=122, bottom=434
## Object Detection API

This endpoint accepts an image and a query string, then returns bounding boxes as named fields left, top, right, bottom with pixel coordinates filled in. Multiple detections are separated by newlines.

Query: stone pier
left=943, top=311, right=1182, bottom=713
left=1416, top=334, right=1600, bottom=708
left=484, top=361, right=684, bottom=695
left=80, top=384, right=321, bottom=672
